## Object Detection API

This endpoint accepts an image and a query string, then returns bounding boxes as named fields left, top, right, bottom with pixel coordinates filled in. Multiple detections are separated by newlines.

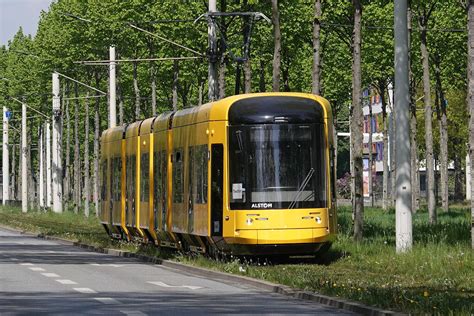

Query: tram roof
left=102, top=93, right=331, bottom=137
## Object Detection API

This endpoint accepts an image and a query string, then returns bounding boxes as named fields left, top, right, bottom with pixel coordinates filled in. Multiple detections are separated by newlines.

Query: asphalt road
left=0, top=227, right=356, bottom=315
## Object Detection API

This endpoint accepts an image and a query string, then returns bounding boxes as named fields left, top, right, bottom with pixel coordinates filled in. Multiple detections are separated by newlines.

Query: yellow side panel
left=121, top=140, right=129, bottom=237
left=148, top=133, right=157, bottom=240
left=99, top=139, right=109, bottom=225
left=193, top=204, right=208, bottom=236
left=208, top=121, right=232, bottom=238
left=135, top=135, right=144, bottom=236
left=139, top=134, right=151, bottom=229
left=171, top=125, right=187, bottom=233
left=166, top=129, right=173, bottom=234
left=110, top=140, right=122, bottom=227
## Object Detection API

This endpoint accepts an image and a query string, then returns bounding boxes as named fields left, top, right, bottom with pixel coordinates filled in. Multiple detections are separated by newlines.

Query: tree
left=467, top=0, right=474, bottom=249
left=416, top=1, right=437, bottom=224
left=363, top=1, right=394, bottom=210
left=312, top=0, right=322, bottom=95
left=271, top=0, right=281, bottom=91
left=351, top=0, right=364, bottom=241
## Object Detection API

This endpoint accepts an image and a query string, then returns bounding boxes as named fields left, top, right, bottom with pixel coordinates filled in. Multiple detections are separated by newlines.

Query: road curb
left=1, top=225, right=403, bottom=316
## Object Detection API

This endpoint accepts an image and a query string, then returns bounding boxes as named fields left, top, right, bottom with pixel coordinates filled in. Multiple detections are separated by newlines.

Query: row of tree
left=0, top=0, right=472, bottom=247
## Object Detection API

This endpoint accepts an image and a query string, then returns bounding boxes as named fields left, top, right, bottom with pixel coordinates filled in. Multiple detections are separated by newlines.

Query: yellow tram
left=100, top=92, right=337, bottom=256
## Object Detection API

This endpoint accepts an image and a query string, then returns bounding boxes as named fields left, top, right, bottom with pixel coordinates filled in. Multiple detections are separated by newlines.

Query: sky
left=0, top=0, right=53, bottom=46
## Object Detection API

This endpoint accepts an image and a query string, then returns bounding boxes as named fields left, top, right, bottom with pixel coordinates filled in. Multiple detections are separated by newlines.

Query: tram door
left=211, top=144, right=223, bottom=237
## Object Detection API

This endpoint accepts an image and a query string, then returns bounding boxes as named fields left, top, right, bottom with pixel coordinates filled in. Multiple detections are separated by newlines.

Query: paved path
left=0, top=227, right=356, bottom=315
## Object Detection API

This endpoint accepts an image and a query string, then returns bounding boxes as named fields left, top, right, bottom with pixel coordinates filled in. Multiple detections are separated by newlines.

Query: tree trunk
left=368, top=99, right=374, bottom=207
left=282, top=62, right=290, bottom=92
left=198, top=79, right=204, bottom=106
left=434, top=57, right=449, bottom=213
left=467, top=0, right=474, bottom=249
left=173, top=60, right=179, bottom=111
left=94, top=73, right=100, bottom=216
left=151, top=63, right=157, bottom=116
left=235, top=63, right=242, bottom=95
left=218, top=57, right=227, bottom=99
left=65, top=83, right=71, bottom=204
left=408, top=2, right=419, bottom=212
left=381, top=84, right=389, bottom=211
left=243, top=0, right=252, bottom=94
left=453, top=154, right=463, bottom=201
left=219, top=0, right=227, bottom=99
left=11, top=144, right=16, bottom=200
left=27, top=127, right=33, bottom=209
left=133, top=61, right=141, bottom=120
left=74, top=82, right=81, bottom=213
left=419, top=20, right=436, bottom=224
left=271, top=0, right=281, bottom=92
left=117, top=65, right=124, bottom=125
left=259, top=60, right=266, bottom=92
left=312, top=0, right=322, bottom=95
left=410, top=84, right=420, bottom=212
left=351, top=0, right=364, bottom=241
left=390, top=109, right=396, bottom=207
left=17, top=135, right=21, bottom=202
left=84, top=93, right=90, bottom=217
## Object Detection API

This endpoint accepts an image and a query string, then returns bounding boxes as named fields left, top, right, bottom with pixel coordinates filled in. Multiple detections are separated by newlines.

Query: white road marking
left=56, top=279, right=78, bottom=285
left=29, top=267, right=46, bottom=272
left=90, top=263, right=124, bottom=267
left=41, top=273, right=60, bottom=278
left=20, top=263, right=34, bottom=266
left=74, top=288, right=97, bottom=294
left=10, top=258, right=18, bottom=261
left=94, top=297, right=120, bottom=305
left=147, top=281, right=202, bottom=290
left=121, top=311, right=147, bottom=316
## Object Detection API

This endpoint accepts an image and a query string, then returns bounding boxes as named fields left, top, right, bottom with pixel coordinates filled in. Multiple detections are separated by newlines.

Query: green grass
left=0, top=205, right=472, bottom=314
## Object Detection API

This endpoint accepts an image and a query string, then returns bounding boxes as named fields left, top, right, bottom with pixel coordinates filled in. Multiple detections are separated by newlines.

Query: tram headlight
left=246, top=218, right=253, bottom=225
left=315, top=216, right=322, bottom=224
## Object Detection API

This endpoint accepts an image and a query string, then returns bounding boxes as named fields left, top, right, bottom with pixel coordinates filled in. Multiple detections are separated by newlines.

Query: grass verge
left=0, top=205, right=472, bottom=314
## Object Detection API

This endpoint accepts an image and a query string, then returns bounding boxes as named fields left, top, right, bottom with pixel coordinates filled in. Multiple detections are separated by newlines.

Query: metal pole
left=52, top=73, right=63, bottom=213
left=109, top=46, right=117, bottom=128
left=394, top=0, right=412, bottom=252
left=2, top=107, right=9, bottom=205
left=39, top=125, right=44, bottom=208
left=208, top=0, right=218, bottom=101
left=467, top=154, right=471, bottom=200
left=21, top=102, right=27, bottom=213
left=46, top=122, right=51, bottom=207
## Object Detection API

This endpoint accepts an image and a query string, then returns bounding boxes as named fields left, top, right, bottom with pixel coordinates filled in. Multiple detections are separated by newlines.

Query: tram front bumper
left=229, top=227, right=330, bottom=245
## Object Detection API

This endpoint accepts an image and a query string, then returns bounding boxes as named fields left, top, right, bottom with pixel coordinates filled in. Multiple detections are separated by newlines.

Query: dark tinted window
left=229, top=124, right=327, bottom=210
left=173, top=149, right=183, bottom=203
left=140, top=153, right=149, bottom=202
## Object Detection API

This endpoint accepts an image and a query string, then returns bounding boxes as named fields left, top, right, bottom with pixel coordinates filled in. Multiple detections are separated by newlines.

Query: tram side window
left=112, top=157, right=122, bottom=202
left=140, top=153, right=149, bottom=202
left=191, top=145, right=208, bottom=204
left=173, top=149, right=183, bottom=203
left=188, top=146, right=194, bottom=204
left=100, top=160, right=107, bottom=201
left=317, top=125, right=327, bottom=205
left=154, top=151, right=166, bottom=210
left=126, top=155, right=136, bottom=205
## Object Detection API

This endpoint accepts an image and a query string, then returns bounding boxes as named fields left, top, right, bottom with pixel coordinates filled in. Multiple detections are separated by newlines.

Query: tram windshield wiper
left=235, top=130, right=244, bottom=152
left=288, top=168, right=314, bottom=209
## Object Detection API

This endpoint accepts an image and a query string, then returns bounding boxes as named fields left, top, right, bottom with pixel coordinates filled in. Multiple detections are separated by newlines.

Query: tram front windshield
left=229, top=124, right=326, bottom=210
